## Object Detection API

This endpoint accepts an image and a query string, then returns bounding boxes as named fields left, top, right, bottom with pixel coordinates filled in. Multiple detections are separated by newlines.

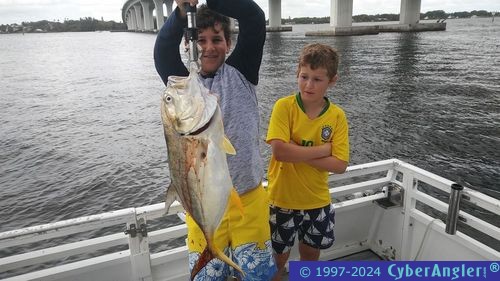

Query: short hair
left=196, top=4, right=231, bottom=42
left=297, top=43, right=339, bottom=79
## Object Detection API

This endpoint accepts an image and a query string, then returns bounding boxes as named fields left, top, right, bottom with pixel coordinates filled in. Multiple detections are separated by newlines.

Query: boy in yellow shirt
left=266, top=43, right=350, bottom=280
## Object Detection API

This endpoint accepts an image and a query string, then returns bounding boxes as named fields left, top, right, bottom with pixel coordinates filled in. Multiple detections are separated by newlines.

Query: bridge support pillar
left=133, top=4, right=144, bottom=30
left=268, top=0, right=281, bottom=28
left=140, top=0, right=155, bottom=31
left=267, top=0, right=292, bottom=32
left=307, top=0, right=378, bottom=36
left=330, top=0, right=353, bottom=27
left=131, top=11, right=138, bottom=30
left=126, top=14, right=130, bottom=30
left=165, top=0, right=174, bottom=17
left=126, top=11, right=135, bottom=30
left=400, top=0, right=421, bottom=25
left=153, top=0, right=165, bottom=30
left=149, top=3, right=156, bottom=30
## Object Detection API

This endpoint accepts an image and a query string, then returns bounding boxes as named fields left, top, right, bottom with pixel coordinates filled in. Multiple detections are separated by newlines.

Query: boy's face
left=297, top=64, right=337, bottom=103
left=198, top=22, right=230, bottom=75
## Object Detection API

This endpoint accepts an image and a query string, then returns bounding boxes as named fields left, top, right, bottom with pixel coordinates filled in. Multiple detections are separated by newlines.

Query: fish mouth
left=184, top=113, right=214, bottom=135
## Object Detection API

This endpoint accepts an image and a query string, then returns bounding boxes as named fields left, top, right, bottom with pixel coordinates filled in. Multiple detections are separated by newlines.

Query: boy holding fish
left=266, top=43, right=350, bottom=280
left=154, top=0, right=276, bottom=280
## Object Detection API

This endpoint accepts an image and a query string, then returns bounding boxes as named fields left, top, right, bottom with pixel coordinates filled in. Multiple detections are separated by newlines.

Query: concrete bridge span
left=122, top=0, right=174, bottom=31
left=121, top=0, right=445, bottom=35
left=121, top=0, right=290, bottom=32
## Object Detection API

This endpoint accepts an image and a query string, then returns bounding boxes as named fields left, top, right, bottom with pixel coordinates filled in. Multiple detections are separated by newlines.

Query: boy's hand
left=176, top=0, right=198, bottom=18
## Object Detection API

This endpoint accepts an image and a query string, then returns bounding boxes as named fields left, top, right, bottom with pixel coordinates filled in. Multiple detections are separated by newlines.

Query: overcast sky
left=1, top=0, right=499, bottom=25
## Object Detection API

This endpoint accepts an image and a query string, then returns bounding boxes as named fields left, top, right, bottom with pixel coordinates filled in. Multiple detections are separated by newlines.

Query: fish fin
left=223, top=135, right=236, bottom=155
left=230, top=188, right=244, bottom=217
left=164, top=186, right=178, bottom=215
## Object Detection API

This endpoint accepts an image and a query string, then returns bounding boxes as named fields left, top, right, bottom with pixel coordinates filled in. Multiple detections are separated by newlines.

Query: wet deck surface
left=332, top=250, right=383, bottom=261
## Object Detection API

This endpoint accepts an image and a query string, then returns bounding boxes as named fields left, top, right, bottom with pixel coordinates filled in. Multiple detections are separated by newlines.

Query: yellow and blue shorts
left=186, top=184, right=277, bottom=280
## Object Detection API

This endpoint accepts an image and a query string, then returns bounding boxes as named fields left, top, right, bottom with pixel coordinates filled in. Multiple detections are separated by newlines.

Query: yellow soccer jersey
left=266, top=93, right=349, bottom=210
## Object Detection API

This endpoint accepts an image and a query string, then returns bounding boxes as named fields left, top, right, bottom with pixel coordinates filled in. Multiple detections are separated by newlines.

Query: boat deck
left=334, top=250, right=383, bottom=261
left=1, top=159, right=498, bottom=281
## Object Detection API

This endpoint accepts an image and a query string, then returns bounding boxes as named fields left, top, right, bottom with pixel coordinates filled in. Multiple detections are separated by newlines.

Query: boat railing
left=0, top=159, right=499, bottom=280
left=385, top=160, right=499, bottom=260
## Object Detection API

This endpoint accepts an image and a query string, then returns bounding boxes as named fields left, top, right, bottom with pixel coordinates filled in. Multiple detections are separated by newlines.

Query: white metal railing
left=391, top=160, right=500, bottom=260
left=1, top=159, right=499, bottom=280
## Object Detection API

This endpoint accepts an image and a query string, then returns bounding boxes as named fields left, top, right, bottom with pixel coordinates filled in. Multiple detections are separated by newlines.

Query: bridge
left=121, top=0, right=445, bottom=35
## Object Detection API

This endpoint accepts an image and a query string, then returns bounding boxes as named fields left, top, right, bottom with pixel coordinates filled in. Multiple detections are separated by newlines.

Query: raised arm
left=207, top=0, right=266, bottom=85
left=153, top=5, right=190, bottom=85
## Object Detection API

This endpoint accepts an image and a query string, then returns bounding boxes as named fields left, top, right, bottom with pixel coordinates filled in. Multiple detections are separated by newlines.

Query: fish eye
left=164, top=95, right=173, bottom=103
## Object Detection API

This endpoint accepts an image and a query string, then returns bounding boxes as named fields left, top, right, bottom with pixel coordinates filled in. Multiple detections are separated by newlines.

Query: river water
left=0, top=18, right=499, bottom=236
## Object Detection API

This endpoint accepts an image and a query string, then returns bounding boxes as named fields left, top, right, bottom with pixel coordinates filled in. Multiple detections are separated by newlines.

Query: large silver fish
left=161, top=66, right=244, bottom=279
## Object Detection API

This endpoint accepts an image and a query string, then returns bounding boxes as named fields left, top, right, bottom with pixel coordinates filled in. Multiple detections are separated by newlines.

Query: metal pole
left=184, top=3, right=198, bottom=67
left=445, top=183, right=463, bottom=235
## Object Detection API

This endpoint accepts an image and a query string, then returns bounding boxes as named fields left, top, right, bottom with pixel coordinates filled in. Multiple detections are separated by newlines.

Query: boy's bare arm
left=269, top=139, right=331, bottom=163
left=305, top=156, right=348, bottom=174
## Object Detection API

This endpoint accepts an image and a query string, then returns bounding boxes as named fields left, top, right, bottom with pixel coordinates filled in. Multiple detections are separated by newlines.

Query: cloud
left=0, top=0, right=125, bottom=24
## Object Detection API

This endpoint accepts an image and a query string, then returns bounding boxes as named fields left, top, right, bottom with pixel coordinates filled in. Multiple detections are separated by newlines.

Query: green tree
left=423, top=10, right=447, bottom=19
left=470, top=10, right=491, bottom=17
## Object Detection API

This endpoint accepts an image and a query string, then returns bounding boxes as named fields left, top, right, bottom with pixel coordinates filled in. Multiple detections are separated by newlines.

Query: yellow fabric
left=266, top=94, right=349, bottom=209
left=186, top=184, right=270, bottom=253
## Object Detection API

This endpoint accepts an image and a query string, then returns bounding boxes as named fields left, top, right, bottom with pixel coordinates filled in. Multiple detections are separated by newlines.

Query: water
left=0, top=18, right=499, bottom=235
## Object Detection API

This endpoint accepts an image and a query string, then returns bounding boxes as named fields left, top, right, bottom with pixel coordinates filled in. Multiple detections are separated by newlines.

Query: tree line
left=2, top=10, right=495, bottom=33
left=1, top=17, right=127, bottom=34
left=281, top=10, right=495, bottom=24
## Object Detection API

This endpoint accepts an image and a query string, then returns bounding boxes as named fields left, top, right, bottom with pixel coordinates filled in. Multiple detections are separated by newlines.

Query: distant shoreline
left=0, top=17, right=127, bottom=34
left=1, top=10, right=495, bottom=34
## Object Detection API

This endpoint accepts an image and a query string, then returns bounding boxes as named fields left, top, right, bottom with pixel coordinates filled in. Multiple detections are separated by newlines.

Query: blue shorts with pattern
left=188, top=240, right=276, bottom=281
left=187, top=185, right=276, bottom=280
left=269, top=204, right=335, bottom=254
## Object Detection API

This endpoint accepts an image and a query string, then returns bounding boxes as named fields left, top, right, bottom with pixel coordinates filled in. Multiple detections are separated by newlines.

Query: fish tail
left=189, top=240, right=245, bottom=280
left=210, top=243, right=245, bottom=278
